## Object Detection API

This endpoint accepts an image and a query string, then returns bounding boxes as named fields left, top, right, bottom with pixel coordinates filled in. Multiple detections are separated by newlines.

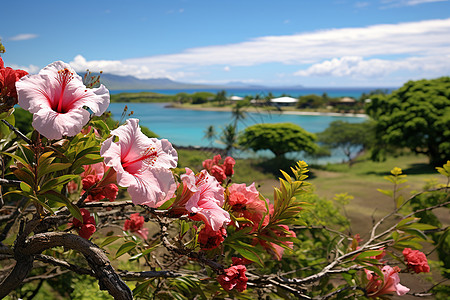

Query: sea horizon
left=109, top=87, right=396, bottom=99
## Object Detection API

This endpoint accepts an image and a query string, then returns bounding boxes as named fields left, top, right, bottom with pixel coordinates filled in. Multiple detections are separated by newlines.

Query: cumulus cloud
left=122, top=18, right=450, bottom=67
left=74, top=18, right=450, bottom=81
left=294, top=55, right=450, bottom=78
left=9, top=34, right=38, bottom=41
left=69, top=55, right=189, bottom=80
left=9, top=63, right=40, bottom=74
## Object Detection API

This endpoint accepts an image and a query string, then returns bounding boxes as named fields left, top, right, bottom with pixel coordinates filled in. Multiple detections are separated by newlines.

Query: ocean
left=110, top=87, right=395, bottom=99
left=108, top=102, right=368, bottom=164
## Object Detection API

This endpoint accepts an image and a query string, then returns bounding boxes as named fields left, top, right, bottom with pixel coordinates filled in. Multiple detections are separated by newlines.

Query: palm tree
left=203, top=125, right=216, bottom=147
left=219, top=124, right=238, bottom=156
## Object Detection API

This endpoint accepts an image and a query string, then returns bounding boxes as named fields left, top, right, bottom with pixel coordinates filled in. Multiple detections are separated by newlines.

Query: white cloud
left=9, top=34, right=38, bottom=41
left=9, top=63, right=40, bottom=74
left=224, top=66, right=230, bottom=72
left=122, top=18, right=450, bottom=68
left=74, top=18, right=450, bottom=81
left=294, top=55, right=450, bottom=78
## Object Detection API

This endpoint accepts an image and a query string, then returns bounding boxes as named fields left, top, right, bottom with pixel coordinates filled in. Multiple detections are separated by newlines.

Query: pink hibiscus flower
left=16, top=61, right=109, bottom=139
left=100, top=118, right=178, bottom=207
left=182, top=168, right=231, bottom=231
left=365, top=265, right=410, bottom=298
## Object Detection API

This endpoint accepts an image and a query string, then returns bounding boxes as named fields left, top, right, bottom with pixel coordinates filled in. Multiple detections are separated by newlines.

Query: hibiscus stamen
left=122, top=146, right=158, bottom=169
left=55, top=68, right=74, bottom=113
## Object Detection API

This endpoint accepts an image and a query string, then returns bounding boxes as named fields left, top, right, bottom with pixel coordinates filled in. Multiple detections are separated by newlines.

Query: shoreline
left=166, top=103, right=368, bottom=118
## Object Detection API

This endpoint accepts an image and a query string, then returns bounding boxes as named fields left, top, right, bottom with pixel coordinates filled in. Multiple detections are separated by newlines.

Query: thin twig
left=1, top=119, right=32, bottom=144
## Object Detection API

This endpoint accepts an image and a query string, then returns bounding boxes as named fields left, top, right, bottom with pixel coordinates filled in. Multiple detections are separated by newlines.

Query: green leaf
left=20, top=181, right=33, bottom=193
left=40, top=175, right=79, bottom=192
left=2, top=152, right=30, bottom=168
left=100, top=236, right=122, bottom=248
left=229, top=242, right=264, bottom=267
left=355, top=249, right=384, bottom=260
left=377, top=189, right=393, bottom=197
left=43, top=190, right=82, bottom=222
left=132, top=279, right=151, bottom=295
left=39, top=163, right=72, bottom=178
left=115, top=241, right=137, bottom=258
left=364, top=265, right=384, bottom=280
left=13, top=169, right=35, bottom=187
left=396, top=217, right=420, bottom=228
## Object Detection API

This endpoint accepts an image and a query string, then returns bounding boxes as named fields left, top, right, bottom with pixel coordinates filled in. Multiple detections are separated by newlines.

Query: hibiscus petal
left=32, top=107, right=90, bottom=140
left=127, top=168, right=176, bottom=208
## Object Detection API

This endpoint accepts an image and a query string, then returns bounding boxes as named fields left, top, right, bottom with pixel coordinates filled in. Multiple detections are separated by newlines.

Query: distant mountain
left=92, top=73, right=214, bottom=90
left=89, top=73, right=300, bottom=90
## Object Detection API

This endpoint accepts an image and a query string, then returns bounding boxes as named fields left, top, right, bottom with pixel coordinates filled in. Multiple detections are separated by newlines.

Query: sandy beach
left=167, top=103, right=368, bottom=118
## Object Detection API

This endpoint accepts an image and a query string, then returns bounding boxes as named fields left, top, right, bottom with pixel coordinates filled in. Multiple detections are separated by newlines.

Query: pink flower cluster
left=170, top=168, right=231, bottom=232
left=198, top=225, right=227, bottom=250
left=217, top=257, right=249, bottom=292
left=203, top=155, right=235, bottom=184
left=123, top=213, right=149, bottom=240
left=365, top=265, right=409, bottom=298
left=403, top=248, right=430, bottom=273
left=81, top=163, right=118, bottom=202
left=72, top=208, right=96, bottom=239
left=227, top=182, right=295, bottom=260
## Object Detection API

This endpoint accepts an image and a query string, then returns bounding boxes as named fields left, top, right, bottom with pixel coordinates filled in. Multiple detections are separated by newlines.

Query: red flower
left=81, top=163, right=119, bottom=202
left=123, top=213, right=148, bottom=240
left=217, top=264, right=248, bottom=292
left=198, top=225, right=227, bottom=250
left=403, top=248, right=430, bottom=273
left=210, top=165, right=226, bottom=184
left=0, top=57, right=28, bottom=111
left=202, top=155, right=235, bottom=184
left=72, top=208, right=96, bottom=239
left=223, top=157, right=235, bottom=176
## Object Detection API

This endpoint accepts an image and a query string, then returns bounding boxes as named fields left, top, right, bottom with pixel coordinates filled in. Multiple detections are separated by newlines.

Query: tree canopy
left=238, top=122, right=318, bottom=158
left=318, top=120, right=374, bottom=164
left=366, top=77, right=450, bottom=166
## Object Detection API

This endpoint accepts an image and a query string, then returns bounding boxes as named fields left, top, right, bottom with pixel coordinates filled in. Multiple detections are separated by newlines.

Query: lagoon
left=108, top=102, right=367, bottom=163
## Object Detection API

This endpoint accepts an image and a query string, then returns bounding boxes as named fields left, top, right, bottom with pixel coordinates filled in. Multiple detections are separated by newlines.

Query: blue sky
left=1, top=0, right=450, bottom=87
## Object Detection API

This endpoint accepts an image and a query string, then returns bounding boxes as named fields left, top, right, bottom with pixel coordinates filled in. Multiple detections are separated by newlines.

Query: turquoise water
left=110, top=87, right=394, bottom=99
left=108, top=102, right=367, bottom=163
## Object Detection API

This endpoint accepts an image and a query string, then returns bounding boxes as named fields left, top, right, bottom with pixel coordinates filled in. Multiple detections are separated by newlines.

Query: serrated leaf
left=115, top=241, right=137, bottom=258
